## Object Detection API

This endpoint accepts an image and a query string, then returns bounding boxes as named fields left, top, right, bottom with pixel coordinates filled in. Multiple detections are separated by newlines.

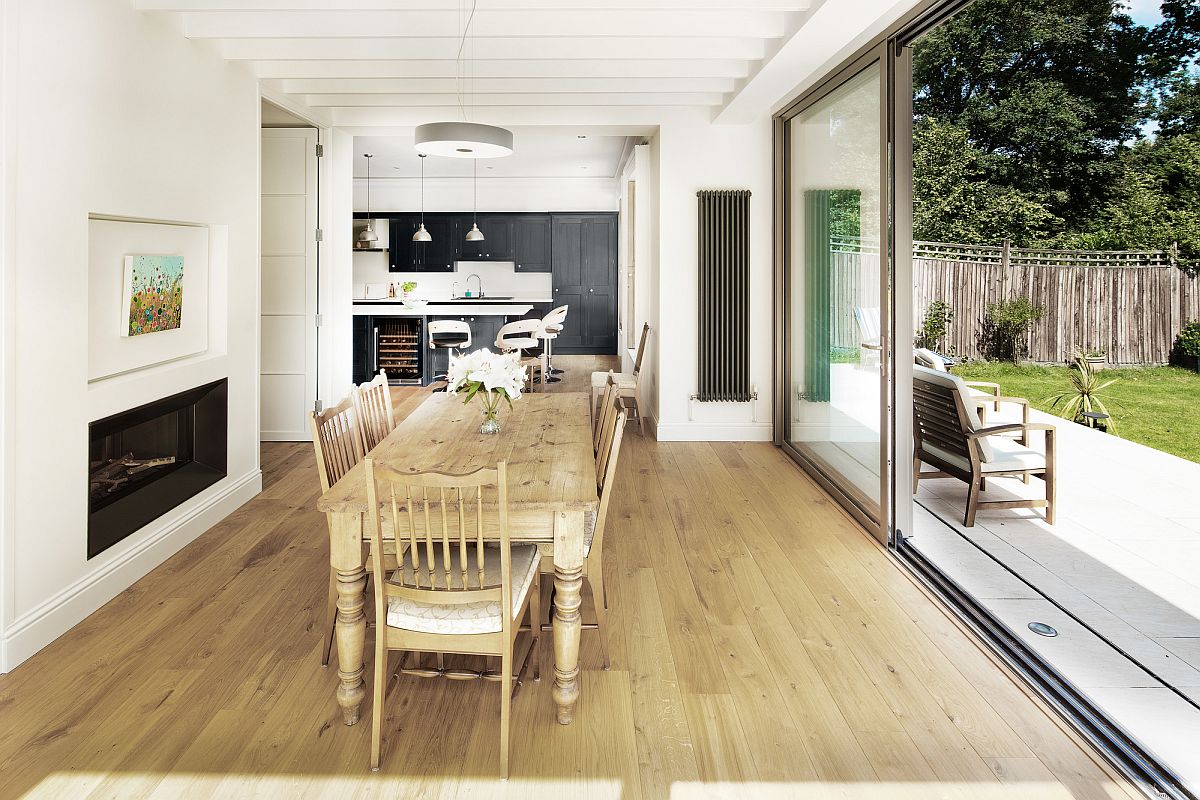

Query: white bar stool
left=428, top=319, right=472, bottom=386
left=495, top=318, right=544, bottom=391
left=538, top=305, right=569, bottom=384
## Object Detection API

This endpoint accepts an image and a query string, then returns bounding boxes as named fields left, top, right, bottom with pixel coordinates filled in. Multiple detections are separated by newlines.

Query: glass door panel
left=785, top=63, right=884, bottom=522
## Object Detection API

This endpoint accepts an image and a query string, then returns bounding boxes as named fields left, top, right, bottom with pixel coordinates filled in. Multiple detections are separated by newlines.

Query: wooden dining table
left=316, top=391, right=599, bottom=728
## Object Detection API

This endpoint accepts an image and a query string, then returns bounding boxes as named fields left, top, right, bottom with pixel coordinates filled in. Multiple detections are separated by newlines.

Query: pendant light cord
left=456, top=0, right=478, bottom=123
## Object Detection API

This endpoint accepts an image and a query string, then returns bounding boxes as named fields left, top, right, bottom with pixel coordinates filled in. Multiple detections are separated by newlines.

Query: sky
left=1123, top=0, right=1165, bottom=26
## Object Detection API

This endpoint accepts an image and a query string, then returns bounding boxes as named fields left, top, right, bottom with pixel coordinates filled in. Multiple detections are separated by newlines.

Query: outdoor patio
left=910, top=390, right=1200, bottom=787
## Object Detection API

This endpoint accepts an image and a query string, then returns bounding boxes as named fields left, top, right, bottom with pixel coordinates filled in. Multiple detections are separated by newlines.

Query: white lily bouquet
left=445, top=348, right=528, bottom=435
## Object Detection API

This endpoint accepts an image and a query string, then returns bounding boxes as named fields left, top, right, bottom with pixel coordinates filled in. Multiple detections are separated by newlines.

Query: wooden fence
left=829, top=238, right=1200, bottom=364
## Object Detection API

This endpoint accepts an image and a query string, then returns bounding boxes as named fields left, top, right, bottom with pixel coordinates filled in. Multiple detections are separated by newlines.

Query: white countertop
left=352, top=302, right=535, bottom=317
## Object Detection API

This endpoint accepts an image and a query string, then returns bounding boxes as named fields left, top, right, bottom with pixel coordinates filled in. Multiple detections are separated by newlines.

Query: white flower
left=447, top=347, right=528, bottom=402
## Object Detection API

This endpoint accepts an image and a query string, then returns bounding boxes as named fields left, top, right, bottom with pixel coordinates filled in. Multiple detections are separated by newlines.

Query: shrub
left=916, top=300, right=954, bottom=352
left=978, top=298, right=1043, bottom=363
left=1175, top=319, right=1200, bottom=359
left=1045, top=352, right=1120, bottom=434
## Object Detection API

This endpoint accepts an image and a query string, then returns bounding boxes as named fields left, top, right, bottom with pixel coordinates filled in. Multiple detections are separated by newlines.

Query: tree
left=913, top=0, right=1148, bottom=236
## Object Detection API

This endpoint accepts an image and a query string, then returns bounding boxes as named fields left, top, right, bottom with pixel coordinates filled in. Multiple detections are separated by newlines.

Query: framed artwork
left=121, top=255, right=185, bottom=337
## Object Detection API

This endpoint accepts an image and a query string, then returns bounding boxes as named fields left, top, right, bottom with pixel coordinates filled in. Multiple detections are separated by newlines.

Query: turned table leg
left=551, top=510, right=585, bottom=725
left=331, top=512, right=367, bottom=726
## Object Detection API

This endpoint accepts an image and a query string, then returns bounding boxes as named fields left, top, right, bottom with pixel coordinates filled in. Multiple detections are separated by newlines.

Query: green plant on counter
left=401, top=281, right=417, bottom=294
left=916, top=300, right=954, bottom=352
left=1045, top=351, right=1120, bottom=434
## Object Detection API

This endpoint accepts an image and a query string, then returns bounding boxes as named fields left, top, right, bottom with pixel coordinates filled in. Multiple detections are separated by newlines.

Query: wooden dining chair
left=592, top=372, right=619, bottom=453
left=354, top=370, right=396, bottom=451
left=543, top=395, right=628, bottom=670
left=309, top=395, right=367, bottom=667
left=591, top=322, right=649, bottom=436
left=364, top=460, right=541, bottom=778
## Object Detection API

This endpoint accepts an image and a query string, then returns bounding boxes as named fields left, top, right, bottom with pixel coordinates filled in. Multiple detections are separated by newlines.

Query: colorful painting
left=121, top=255, right=184, bottom=337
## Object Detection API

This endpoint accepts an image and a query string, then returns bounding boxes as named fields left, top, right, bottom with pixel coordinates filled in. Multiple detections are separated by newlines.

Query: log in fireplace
left=87, top=379, right=228, bottom=559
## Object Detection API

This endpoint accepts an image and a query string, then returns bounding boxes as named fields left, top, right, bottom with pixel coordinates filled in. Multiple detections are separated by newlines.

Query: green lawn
left=950, top=362, right=1200, bottom=464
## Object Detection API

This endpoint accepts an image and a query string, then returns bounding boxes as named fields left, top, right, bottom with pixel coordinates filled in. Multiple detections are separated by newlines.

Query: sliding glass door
left=779, top=53, right=889, bottom=534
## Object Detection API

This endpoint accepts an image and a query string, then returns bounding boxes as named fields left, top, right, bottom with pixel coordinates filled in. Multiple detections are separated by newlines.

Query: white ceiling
left=355, top=129, right=632, bottom=178
left=133, top=0, right=817, bottom=125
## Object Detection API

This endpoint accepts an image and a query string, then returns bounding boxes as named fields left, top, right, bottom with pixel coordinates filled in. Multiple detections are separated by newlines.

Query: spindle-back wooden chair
left=364, top=460, right=540, bottom=777
left=543, top=401, right=627, bottom=669
left=309, top=395, right=366, bottom=667
left=354, top=370, right=396, bottom=451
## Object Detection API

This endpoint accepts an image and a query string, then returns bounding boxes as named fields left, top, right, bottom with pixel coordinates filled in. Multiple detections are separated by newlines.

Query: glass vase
left=480, top=405, right=502, bottom=435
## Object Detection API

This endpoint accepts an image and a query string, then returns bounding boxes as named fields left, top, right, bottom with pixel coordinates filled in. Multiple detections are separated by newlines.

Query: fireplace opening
left=87, top=379, right=227, bottom=559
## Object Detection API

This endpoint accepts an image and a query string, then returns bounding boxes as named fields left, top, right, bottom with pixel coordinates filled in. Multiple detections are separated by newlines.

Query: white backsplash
left=352, top=253, right=552, bottom=300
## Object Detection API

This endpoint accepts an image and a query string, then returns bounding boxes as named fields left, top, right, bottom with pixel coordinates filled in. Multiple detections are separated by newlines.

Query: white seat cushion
left=981, top=437, right=1046, bottom=473
left=922, top=436, right=1044, bottom=474
left=385, top=544, right=539, bottom=635
left=591, top=371, right=636, bottom=389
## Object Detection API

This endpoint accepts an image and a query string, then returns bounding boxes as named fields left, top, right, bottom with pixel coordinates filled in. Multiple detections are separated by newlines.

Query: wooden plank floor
left=0, top=359, right=1138, bottom=799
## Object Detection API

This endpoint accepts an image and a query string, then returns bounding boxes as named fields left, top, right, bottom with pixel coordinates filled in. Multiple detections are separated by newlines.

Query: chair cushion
left=384, top=544, right=539, bottom=635
left=591, top=371, right=636, bottom=389
left=981, top=437, right=1046, bottom=473
left=914, top=348, right=950, bottom=371
left=913, top=364, right=994, bottom=462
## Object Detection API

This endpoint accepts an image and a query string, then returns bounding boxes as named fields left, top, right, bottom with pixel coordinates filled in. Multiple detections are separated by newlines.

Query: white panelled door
left=260, top=128, right=318, bottom=441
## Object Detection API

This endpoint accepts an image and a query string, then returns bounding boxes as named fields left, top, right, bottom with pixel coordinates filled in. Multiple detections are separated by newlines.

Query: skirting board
left=652, top=417, right=773, bottom=442
left=1, top=468, right=262, bottom=673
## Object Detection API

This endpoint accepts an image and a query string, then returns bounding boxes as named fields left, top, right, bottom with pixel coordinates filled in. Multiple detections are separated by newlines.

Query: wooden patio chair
left=912, top=347, right=1029, bottom=445
left=354, top=370, right=396, bottom=451
left=853, top=306, right=881, bottom=362
left=363, top=460, right=540, bottom=777
left=912, top=364, right=1056, bottom=527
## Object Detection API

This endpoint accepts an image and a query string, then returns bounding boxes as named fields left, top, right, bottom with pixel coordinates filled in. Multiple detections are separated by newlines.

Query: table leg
left=331, top=511, right=367, bottom=726
left=552, top=510, right=585, bottom=725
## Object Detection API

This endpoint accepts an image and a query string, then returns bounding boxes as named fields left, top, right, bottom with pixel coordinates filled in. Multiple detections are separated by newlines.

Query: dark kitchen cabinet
left=551, top=214, right=617, bottom=354
left=390, top=214, right=456, bottom=272
left=458, top=214, right=513, bottom=261
left=352, top=314, right=371, bottom=385
left=513, top=215, right=552, bottom=272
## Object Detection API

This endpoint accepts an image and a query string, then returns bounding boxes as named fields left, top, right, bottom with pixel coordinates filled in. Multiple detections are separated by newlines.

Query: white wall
left=354, top=176, right=618, bottom=214
left=651, top=113, right=774, bottom=441
left=0, top=0, right=262, bottom=670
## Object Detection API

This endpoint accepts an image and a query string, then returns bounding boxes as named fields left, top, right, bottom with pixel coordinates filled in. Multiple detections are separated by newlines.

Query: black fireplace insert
left=87, top=379, right=227, bottom=559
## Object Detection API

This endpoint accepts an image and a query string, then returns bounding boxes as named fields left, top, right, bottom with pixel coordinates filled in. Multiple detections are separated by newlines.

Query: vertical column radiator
left=696, top=189, right=753, bottom=402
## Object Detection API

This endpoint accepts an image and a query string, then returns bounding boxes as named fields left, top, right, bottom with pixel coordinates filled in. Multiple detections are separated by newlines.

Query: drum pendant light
left=465, top=160, right=484, bottom=241
left=358, top=154, right=379, bottom=244
left=412, top=153, right=432, bottom=243
left=414, top=0, right=513, bottom=160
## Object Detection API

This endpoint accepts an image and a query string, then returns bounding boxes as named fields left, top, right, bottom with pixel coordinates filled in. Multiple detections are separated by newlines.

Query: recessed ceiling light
left=577, top=135, right=587, bottom=139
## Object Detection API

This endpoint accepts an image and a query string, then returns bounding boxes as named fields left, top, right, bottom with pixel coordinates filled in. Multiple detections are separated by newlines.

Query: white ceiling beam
left=138, top=0, right=808, bottom=10
left=303, top=92, right=725, bottom=107
left=252, top=58, right=753, bottom=79
left=331, top=104, right=702, bottom=126
left=179, top=10, right=787, bottom=39
left=216, top=36, right=767, bottom=61
left=715, top=0, right=920, bottom=123
left=281, top=77, right=737, bottom=93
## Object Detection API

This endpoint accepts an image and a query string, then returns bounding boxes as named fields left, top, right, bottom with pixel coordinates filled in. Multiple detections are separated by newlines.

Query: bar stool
left=428, top=319, right=472, bottom=387
left=495, top=318, right=544, bottom=391
left=538, top=305, right=569, bottom=384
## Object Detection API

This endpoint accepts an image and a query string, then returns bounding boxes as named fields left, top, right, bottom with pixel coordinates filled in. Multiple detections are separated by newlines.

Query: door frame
left=772, top=42, right=892, bottom=542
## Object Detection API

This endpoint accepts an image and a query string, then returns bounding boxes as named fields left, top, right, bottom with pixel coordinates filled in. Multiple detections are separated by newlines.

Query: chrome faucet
left=464, top=273, right=483, bottom=298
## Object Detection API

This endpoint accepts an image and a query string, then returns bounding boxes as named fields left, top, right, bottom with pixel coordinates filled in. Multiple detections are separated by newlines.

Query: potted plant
left=446, top=349, right=527, bottom=435
left=1082, top=348, right=1106, bottom=369
left=1045, top=352, right=1120, bottom=434
left=1174, top=320, right=1200, bottom=373
left=401, top=280, right=417, bottom=300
